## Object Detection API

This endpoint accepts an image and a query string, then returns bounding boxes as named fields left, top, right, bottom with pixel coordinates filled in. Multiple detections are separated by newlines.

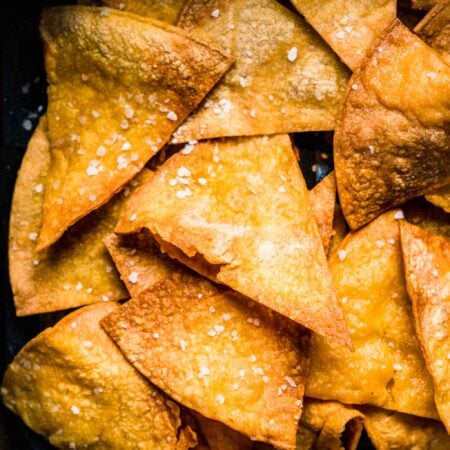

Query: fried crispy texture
left=296, top=399, right=364, bottom=450
left=102, top=270, right=309, bottom=450
left=104, top=231, right=184, bottom=298
left=362, top=406, right=450, bottom=450
left=171, top=0, right=350, bottom=142
left=415, top=0, right=450, bottom=55
left=400, top=221, right=450, bottom=432
left=334, top=20, right=450, bottom=229
left=38, top=6, right=232, bottom=249
left=8, top=119, right=154, bottom=315
left=306, top=211, right=439, bottom=419
left=102, top=0, right=185, bottom=23
left=115, top=134, right=351, bottom=347
left=327, top=204, right=348, bottom=258
left=1, top=303, right=191, bottom=449
left=290, top=0, right=396, bottom=70
left=426, top=185, right=450, bottom=213
left=309, top=172, right=337, bottom=253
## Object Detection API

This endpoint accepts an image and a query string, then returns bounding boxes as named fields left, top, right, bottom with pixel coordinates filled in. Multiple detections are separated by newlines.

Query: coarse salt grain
left=351, top=83, right=359, bottom=90
left=338, top=249, right=347, bottom=261
left=177, top=166, right=191, bottom=178
left=198, top=178, right=207, bottom=186
left=287, top=47, right=298, bottom=62
left=128, top=272, right=139, bottom=284
left=336, top=30, right=346, bottom=40
left=122, top=142, right=131, bottom=151
left=176, top=188, right=192, bottom=199
left=179, top=339, right=187, bottom=351
left=96, top=146, right=106, bottom=157
left=393, top=363, right=402, bottom=371
left=129, top=213, right=137, bottom=222
left=34, top=183, right=43, bottom=193
left=167, top=111, right=178, bottom=121
left=215, top=394, right=225, bottom=404
left=28, top=232, right=38, bottom=241
left=211, top=9, right=220, bottom=18
left=71, top=405, right=80, bottom=415
left=394, top=210, right=404, bottom=219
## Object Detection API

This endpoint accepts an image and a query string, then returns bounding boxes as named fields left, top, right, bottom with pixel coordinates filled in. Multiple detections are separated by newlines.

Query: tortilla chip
left=102, top=0, right=185, bottom=23
left=104, top=231, right=184, bottom=298
left=327, top=204, right=348, bottom=258
left=296, top=399, right=364, bottom=450
left=9, top=119, right=153, bottom=316
left=400, top=221, right=450, bottom=431
left=403, top=198, right=450, bottom=239
left=410, top=0, right=439, bottom=10
left=115, top=134, right=351, bottom=347
left=290, top=0, right=396, bottom=70
left=426, top=185, right=450, bottom=213
left=1, top=303, right=192, bottom=449
left=306, top=211, right=439, bottom=419
left=309, top=172, right=337, bottom=253
left=334, top=20, right=450, bottom=230
left=37, top=6, right=232, bottom=250
left=102, top=271, right=309, bottom=450
left=362, top=406, right=450, bottom=449
left=170, top=0, right=350, bottom=142
left=415, top=0, right=450, bottom=55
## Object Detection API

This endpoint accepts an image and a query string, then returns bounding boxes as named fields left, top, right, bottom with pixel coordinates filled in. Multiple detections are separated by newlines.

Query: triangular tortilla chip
left=102, top=272, right=309, bottom=450
left=400, top=221, right=450, bottom=432
left=426, top=185, right=450, bottom=213
left=327, top=204, right=348, bottom=258
left=309, top=172, right=337, bottom=253
left=415, top=0, right=450, bottom=56
left=38, top=6, right=232, bottom=250
left=361, top=406, right=450, bottom=450
left=334, top=20, right=450, bottom=229
left=115, top=134, right=351, bottom=347
left=306, top=211, right=439, bottom=419
left=170, top=0, right=350, bottom=142
left=9, top=119, right=152, bottom=316
left=290, top=0, right=396, bottom=70
left=296, top=399, right=364, bottom=450
left=104, top=231, right=184, bottom=298
left=1, top=303, right=194, bottom=449
left=102, top=0, right=185, bottom=23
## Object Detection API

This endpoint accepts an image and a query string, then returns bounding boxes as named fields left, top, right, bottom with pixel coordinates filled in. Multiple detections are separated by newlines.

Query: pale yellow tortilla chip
left=9, top=119, right=153, bottom=316
left=362, top=406, right=450, bottom=450
left=115, top=134, right=351, bottom=347
left=102, top=0, right=185, bottom=23
left=426, top=185, right=450, bottom=213
left=291, top=0, right=396, bottom=70
left=309, top=172, right=337, bottom=253
left=37, top=6, right=232, bottom=250
left=400, top=221, right=450, bottom=432
left=104, top=231, right=186, bottom=297
left=102, top=270, right=309, bottom=450
left=170, top=0, right=350, bottom=142
left=1, top=303, right=194, bottom=449
left=415, top=0, right=450, bottom=55
left=296, top=399, right=364, bottom=450
left=306, top=211, right=439, bottom=419
left=327, top=204, right=348, bottom=258
left=334, top=20, right=450, bottom=229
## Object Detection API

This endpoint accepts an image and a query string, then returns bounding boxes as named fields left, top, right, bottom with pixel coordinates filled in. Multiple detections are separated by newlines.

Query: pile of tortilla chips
left=2, top=1, right=450, bottom=449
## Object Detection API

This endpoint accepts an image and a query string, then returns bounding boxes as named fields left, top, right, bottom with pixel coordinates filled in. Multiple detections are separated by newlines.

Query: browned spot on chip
left=306, top=211, right=439, bottom=419
left=400, top=221, right=450, bottom=432
left=37, top=6, right=232, bottom=249
left=291, top=0, right=396, bottom=70
left=334, top=20, right=450, bottom=229
left=115, top=134, right=351, bottom=348
left=309, top=172, right=337, bottom=253
left=8, top=119, right=155, bottom=315
left=101, top=271, right=309, bottom=450
left=327, top=204, right=349, bottom=258
left=361, top=406, right=450, bottom=449
left=1, top=303, right=192, bottom=449
left=297, top=399, right=364, bottom=450
left=171, top=0, right=350, bottom=142
left=102, top=0, right=185, bottom=23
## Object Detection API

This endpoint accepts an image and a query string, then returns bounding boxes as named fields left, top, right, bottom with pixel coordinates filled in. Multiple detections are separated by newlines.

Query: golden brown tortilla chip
left=9, top=119, right=151, bottom=316
left=102, top=0, right=185, bottom=23
left=426, top=185, right=450, bottom=213
left=410, top=0, right=439, bottom=10
left=306, top=211, right=439, bottom=419
left=362, top=406, right=450, bottom=450
left=171, top=0, right=350, bottom=142
left=115, top=134, right=351, bottom=347
left=1, top=303, right=193, bottom=449
left=37, top=6, right=232, bottom=250
left=400, top=221, right=450, bottom=432
left=309, top=172, right=337, bottom=253
left=296, top=399, right=364, bottom=450
left=415, top=0, right=450, bottom=55
left=102, top=270, right=310, bottom=450
left=104, top=231, right=184, bottom=298
left=334, top=20, right=450, bottom=230
left=327, top=204, right=348, bottom=258
left=290, top=0, right=396, bottom=70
